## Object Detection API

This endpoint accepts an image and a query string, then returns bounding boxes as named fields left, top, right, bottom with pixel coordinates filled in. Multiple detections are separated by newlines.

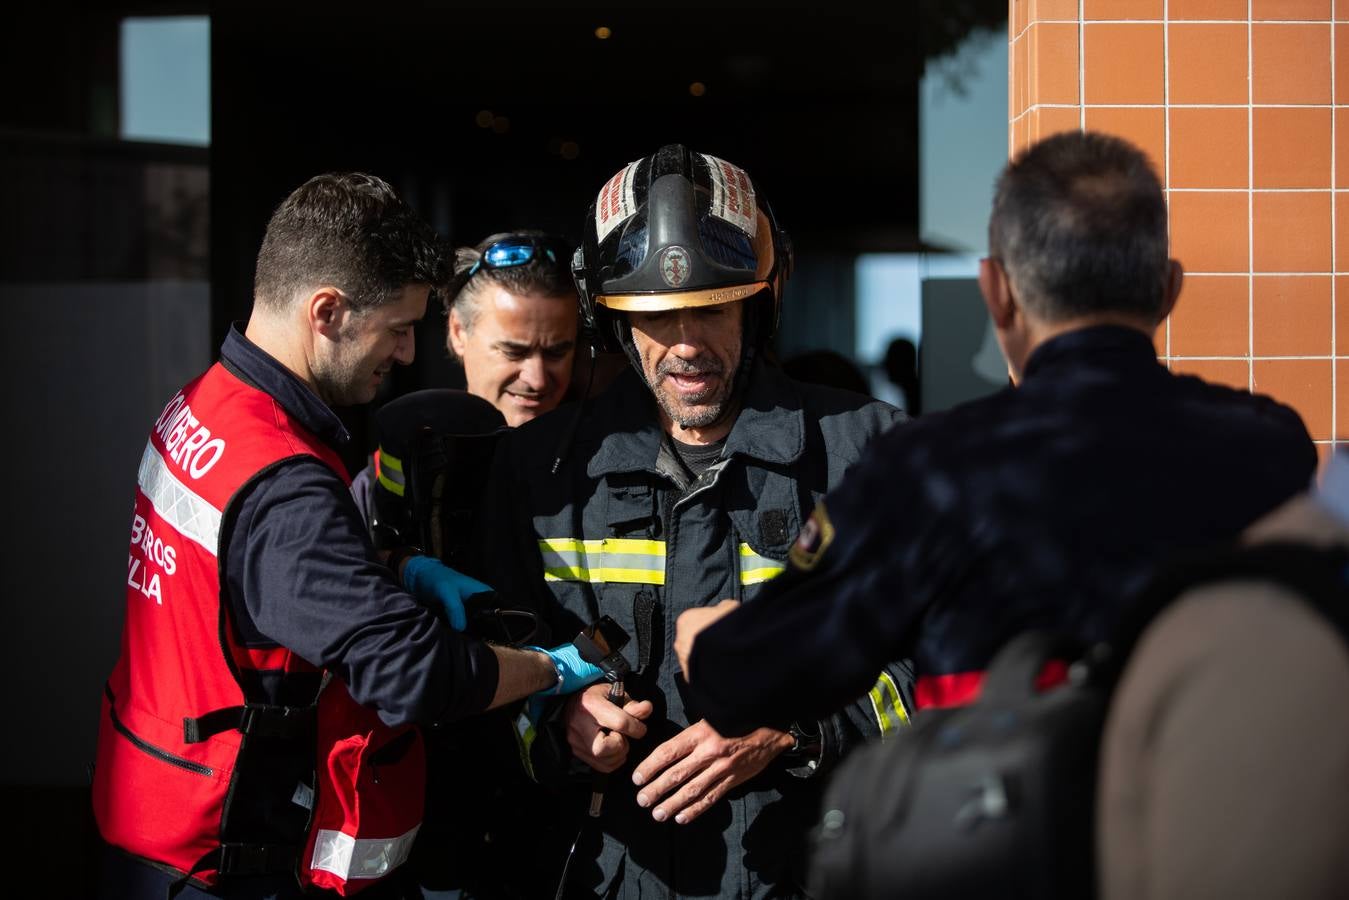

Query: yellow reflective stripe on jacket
left=739, top=543, right=786, bottom=585
left=869, top=670, right=911, bottom=737
left=375, top=447, right=405, bottom=497
left=539, top=538, right=666, bottom=585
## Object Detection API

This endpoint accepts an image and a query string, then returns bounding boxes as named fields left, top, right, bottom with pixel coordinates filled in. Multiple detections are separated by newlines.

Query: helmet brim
left=596, top=281, right=769, bottom=311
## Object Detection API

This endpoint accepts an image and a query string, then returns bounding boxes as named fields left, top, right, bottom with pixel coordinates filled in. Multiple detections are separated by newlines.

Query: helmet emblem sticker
left=701, top=153, right=758, bottom=238
left=660, top=246, right=691, bottom=287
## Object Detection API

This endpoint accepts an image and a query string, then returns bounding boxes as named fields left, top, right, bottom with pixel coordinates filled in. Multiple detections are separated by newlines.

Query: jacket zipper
left=671, top=459, right=728, bottom=513
left=108, top=699, right=214, bottom=777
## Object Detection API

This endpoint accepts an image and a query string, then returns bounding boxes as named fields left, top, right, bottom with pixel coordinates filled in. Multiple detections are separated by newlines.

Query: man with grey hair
left=675, top=131, right=1316, bottom=745
left=446, top=231, right=579, bottom=426
left=349, top=231, right=577, bottom=527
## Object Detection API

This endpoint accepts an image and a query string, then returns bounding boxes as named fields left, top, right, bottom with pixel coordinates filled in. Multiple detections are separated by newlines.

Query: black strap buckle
left=238, top=704, right=308, bottom=739
left=183, top=703, right=312, bottom=744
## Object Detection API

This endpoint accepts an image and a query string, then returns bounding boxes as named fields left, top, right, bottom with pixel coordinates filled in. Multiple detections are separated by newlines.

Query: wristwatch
left=782, top=720, right=825, bottom=778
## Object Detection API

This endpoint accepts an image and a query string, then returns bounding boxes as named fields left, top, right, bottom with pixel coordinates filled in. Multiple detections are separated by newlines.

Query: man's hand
left=631, top=719, right=793, bottom=825
left=563, top=683, right=653, bottom=773
left=674, top=599, right=740, bottom=681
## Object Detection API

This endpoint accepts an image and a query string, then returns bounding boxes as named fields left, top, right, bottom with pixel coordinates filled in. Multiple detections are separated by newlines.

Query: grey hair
left=988, top=131, right=1170, bottom=323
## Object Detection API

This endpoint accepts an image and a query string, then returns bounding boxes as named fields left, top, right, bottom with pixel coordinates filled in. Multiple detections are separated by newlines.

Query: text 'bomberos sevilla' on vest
left=127, top=513, right=176, bottom=605
left=153, top=391, right=226, bottom=479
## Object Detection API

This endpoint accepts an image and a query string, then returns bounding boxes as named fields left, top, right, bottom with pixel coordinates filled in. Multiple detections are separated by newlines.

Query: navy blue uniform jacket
left=480, top=362, right=904, bottom=899
left=687, top=326, right=1317, bottom=736
left=217, top=325, right=498, bottom=723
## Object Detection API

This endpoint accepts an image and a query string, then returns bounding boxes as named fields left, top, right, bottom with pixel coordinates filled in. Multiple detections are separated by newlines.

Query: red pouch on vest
left=301, top=686, right=426, bottom=894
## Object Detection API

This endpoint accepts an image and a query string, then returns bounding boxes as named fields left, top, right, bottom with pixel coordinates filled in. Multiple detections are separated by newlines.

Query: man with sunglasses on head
left=477, top=146, right=910, bottom=899
left=349, top=231, right=577, bottom=520
left=360, top=234, right=581, bottom=898
left=349, top=231, right=577, bottom=538
left=447, top=231, right=579, bottom=426
left=334, top=231, right=582, bottom=899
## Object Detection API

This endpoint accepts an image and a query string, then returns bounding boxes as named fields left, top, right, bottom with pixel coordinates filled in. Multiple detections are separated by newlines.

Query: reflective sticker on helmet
left=701, top=153, right=758, bottom=238
left=659, top=246, right=692, bottom=287
left=596, top=159, right=640, bottom=245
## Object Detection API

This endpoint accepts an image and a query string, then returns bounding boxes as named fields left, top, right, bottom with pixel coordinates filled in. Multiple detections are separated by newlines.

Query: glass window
left=120, top=16, right=210, bottom=146
left=919, top=26, right=1007, bottom=254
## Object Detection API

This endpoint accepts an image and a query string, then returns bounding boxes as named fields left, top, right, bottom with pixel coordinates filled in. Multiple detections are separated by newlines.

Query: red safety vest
left=92, top=362, right=425, bottom=894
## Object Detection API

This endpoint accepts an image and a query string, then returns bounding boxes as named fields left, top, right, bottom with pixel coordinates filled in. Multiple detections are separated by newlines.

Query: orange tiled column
left=1009, top=0, right=1346, bottom=459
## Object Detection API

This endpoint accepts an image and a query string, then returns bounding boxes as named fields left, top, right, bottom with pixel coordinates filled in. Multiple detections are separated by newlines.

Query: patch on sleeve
left=788, top=503, right=835, bottom=572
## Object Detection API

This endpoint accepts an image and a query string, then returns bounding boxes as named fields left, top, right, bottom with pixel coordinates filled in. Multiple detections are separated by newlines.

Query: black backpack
left=810, top=542, right=1349, bottom=900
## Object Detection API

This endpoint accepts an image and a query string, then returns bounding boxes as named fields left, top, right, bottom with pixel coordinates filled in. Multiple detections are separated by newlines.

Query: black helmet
left=573, top=144, right=793, bottom=355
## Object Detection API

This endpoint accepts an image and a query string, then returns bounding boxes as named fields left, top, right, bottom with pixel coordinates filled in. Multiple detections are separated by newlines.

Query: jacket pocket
left=105, top=684, right=212, bottom=777
left=92, top=687, right=228, bottom=878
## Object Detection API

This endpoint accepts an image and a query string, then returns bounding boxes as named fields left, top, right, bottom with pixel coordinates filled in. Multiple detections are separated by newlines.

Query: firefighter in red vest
left=93, top=172, right=602, bottom=899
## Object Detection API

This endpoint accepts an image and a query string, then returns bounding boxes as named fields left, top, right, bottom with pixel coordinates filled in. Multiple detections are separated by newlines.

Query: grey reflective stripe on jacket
left=537, top=536, right=785, bottom=587
left=739, top=544, right=787, bottom=585
left=539, top=537, right=666, bottom=584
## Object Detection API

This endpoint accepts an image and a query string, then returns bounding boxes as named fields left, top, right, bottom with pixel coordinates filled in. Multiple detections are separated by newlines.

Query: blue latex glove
left=401, top=555, right=492, bottom=632
left=529, top=644, right=605, bottom=697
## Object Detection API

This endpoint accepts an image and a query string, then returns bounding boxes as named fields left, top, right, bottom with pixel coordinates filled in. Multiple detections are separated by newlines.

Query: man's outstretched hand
left=673, top=599, right=740, bottom=681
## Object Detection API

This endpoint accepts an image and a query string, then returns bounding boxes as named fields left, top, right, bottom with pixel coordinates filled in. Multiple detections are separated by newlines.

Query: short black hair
left=448, top=230, right=576, bottom=328
left=988, top=131, right=1170, bottom=323
left=253, top=172, right=446, bottom=315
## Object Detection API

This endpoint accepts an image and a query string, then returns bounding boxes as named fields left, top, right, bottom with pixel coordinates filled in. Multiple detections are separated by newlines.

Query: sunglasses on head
left=465, top=235, right=565, bottom=279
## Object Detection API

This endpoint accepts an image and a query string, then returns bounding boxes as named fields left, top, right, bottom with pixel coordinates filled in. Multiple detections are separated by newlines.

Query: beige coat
left=1098, top=495, right=1349, bottom=900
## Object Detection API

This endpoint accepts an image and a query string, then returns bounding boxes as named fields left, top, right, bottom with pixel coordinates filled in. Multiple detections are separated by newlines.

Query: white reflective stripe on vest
left=310, top=824, right=421, bottom=881
left=539, top=538, right=666, bottom=585
left=137, top=441, right=223, bottom=557
left=739, top=544, right=786, bottom=585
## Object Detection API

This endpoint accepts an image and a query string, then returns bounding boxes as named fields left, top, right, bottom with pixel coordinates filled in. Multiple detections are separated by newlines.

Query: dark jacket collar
left=586, top=362, right=806, bottom=479
left=1022, top=324, right=1161, bottom=382
left=219, top=323, right=351, bottom=449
